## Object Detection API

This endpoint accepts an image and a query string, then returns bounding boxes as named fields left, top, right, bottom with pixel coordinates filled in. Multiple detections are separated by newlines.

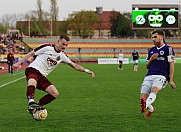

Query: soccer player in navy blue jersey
left=139, top=30, right=176, bottom=118
left=131, top=49, right=139, bottom=72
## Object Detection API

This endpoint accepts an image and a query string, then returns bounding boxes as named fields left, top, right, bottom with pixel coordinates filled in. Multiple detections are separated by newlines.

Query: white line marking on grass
left=13, top=71, right=24, bottom=75
left=0, top=76, right=25, bottom=88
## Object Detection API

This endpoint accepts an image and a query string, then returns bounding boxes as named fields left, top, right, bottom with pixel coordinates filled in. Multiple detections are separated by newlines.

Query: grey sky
left=0, top=0, right=180, bottom=20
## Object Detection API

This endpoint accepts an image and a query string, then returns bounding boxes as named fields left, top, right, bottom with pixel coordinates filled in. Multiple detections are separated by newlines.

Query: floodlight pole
left=134, top=30, right=137, bottom=38
left=28, top=17, right=31, bottom=37
left=50, top=18, right=52, bottom=36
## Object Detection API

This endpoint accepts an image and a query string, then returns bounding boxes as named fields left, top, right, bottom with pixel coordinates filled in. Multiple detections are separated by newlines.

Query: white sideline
left=13, top=71, right=24, bottom=75
left=0, top=76, right=25, bottom=88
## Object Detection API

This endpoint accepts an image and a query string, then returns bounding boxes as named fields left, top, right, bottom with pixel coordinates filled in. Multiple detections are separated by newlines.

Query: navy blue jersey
left=132, top=52, right=139, bottom=60
left=146, top=44, right=175, bottom=81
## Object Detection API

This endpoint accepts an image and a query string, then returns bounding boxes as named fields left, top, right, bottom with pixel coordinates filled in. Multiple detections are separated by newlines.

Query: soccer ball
left=33, top=109, right=48, bottom=121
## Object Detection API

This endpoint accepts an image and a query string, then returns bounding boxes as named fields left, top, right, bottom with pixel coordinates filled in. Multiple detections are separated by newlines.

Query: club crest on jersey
left=160, top=51, right=164, bottom=55
left=56, top=56, right=60, bottom=61
left=47, top=57, right=57, bottom=66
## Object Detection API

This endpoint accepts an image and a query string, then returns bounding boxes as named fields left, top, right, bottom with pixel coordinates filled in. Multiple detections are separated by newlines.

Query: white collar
left=156, top=44, right=165, bottom=50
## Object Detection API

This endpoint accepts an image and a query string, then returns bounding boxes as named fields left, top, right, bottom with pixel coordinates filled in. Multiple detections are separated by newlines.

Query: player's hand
left=170, top=81, right=176, bottom=89
left=150, top=53, right=159, bottom=61
left=13, top=63, right=20, bottom=68
left=88, top=71, right=95, bottom=78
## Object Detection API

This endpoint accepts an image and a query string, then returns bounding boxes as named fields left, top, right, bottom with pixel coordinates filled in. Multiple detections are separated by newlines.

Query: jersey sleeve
left=34, top=44, right=47, bottom=56
left=137, top=52, right=139, bottom=57
left=167, top=46, right=175, bottom=62
left=146, top=50, right=151, bottom=61
left=168, top=46, right=175, bottom=56
left=61, top=53, right=72, bottom=64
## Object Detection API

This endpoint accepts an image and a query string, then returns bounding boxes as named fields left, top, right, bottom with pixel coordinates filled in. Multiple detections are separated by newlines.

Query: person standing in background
left=131, top=49, right=139, bottom=72
left=7, top=48, right=15, bottom=74
left=118, top=50, right=124, bottom=70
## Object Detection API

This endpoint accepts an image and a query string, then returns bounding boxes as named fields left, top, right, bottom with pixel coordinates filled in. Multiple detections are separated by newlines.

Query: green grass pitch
left=0, top=64, right=180, bottom=132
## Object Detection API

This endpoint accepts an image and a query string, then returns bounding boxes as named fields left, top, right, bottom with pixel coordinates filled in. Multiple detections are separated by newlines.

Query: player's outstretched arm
left=13, top=51, right=35, bottom=68
left=68, top=62, right=95, bottom=78
left=169, top=61, right=176, bottom=89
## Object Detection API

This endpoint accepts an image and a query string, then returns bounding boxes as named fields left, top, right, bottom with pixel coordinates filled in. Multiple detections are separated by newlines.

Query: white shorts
left=140, top=75, right=168, bottom=95
left=133, top=60, right=138, bottom=64
left=118, top=59, right=123, bottom=62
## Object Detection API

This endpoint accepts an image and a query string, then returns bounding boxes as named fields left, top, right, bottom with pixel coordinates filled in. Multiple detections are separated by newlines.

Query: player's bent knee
left=27, top=78, right=37, bottom=86
left=151, top=87, right=160, bottom=94
left=140, top=93, right=148, bottom=101
left=45, top=85, right=59, bottom=98
left=52, top=92, right=59, bottom=98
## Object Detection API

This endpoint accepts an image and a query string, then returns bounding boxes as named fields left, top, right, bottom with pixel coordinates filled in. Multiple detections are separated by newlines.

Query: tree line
left=0, top=0, right=180, bottom=38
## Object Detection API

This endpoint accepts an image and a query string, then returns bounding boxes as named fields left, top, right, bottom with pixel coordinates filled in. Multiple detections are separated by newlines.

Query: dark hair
left=59, top=35, right=70, bottom=41
left=152, top=30, right=166, bottom=44
left=152, top=30, right=165, bottom=36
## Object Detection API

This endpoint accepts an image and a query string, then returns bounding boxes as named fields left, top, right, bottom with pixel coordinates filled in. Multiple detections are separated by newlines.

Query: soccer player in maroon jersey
left=13, top=35, right=95, bottom=119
